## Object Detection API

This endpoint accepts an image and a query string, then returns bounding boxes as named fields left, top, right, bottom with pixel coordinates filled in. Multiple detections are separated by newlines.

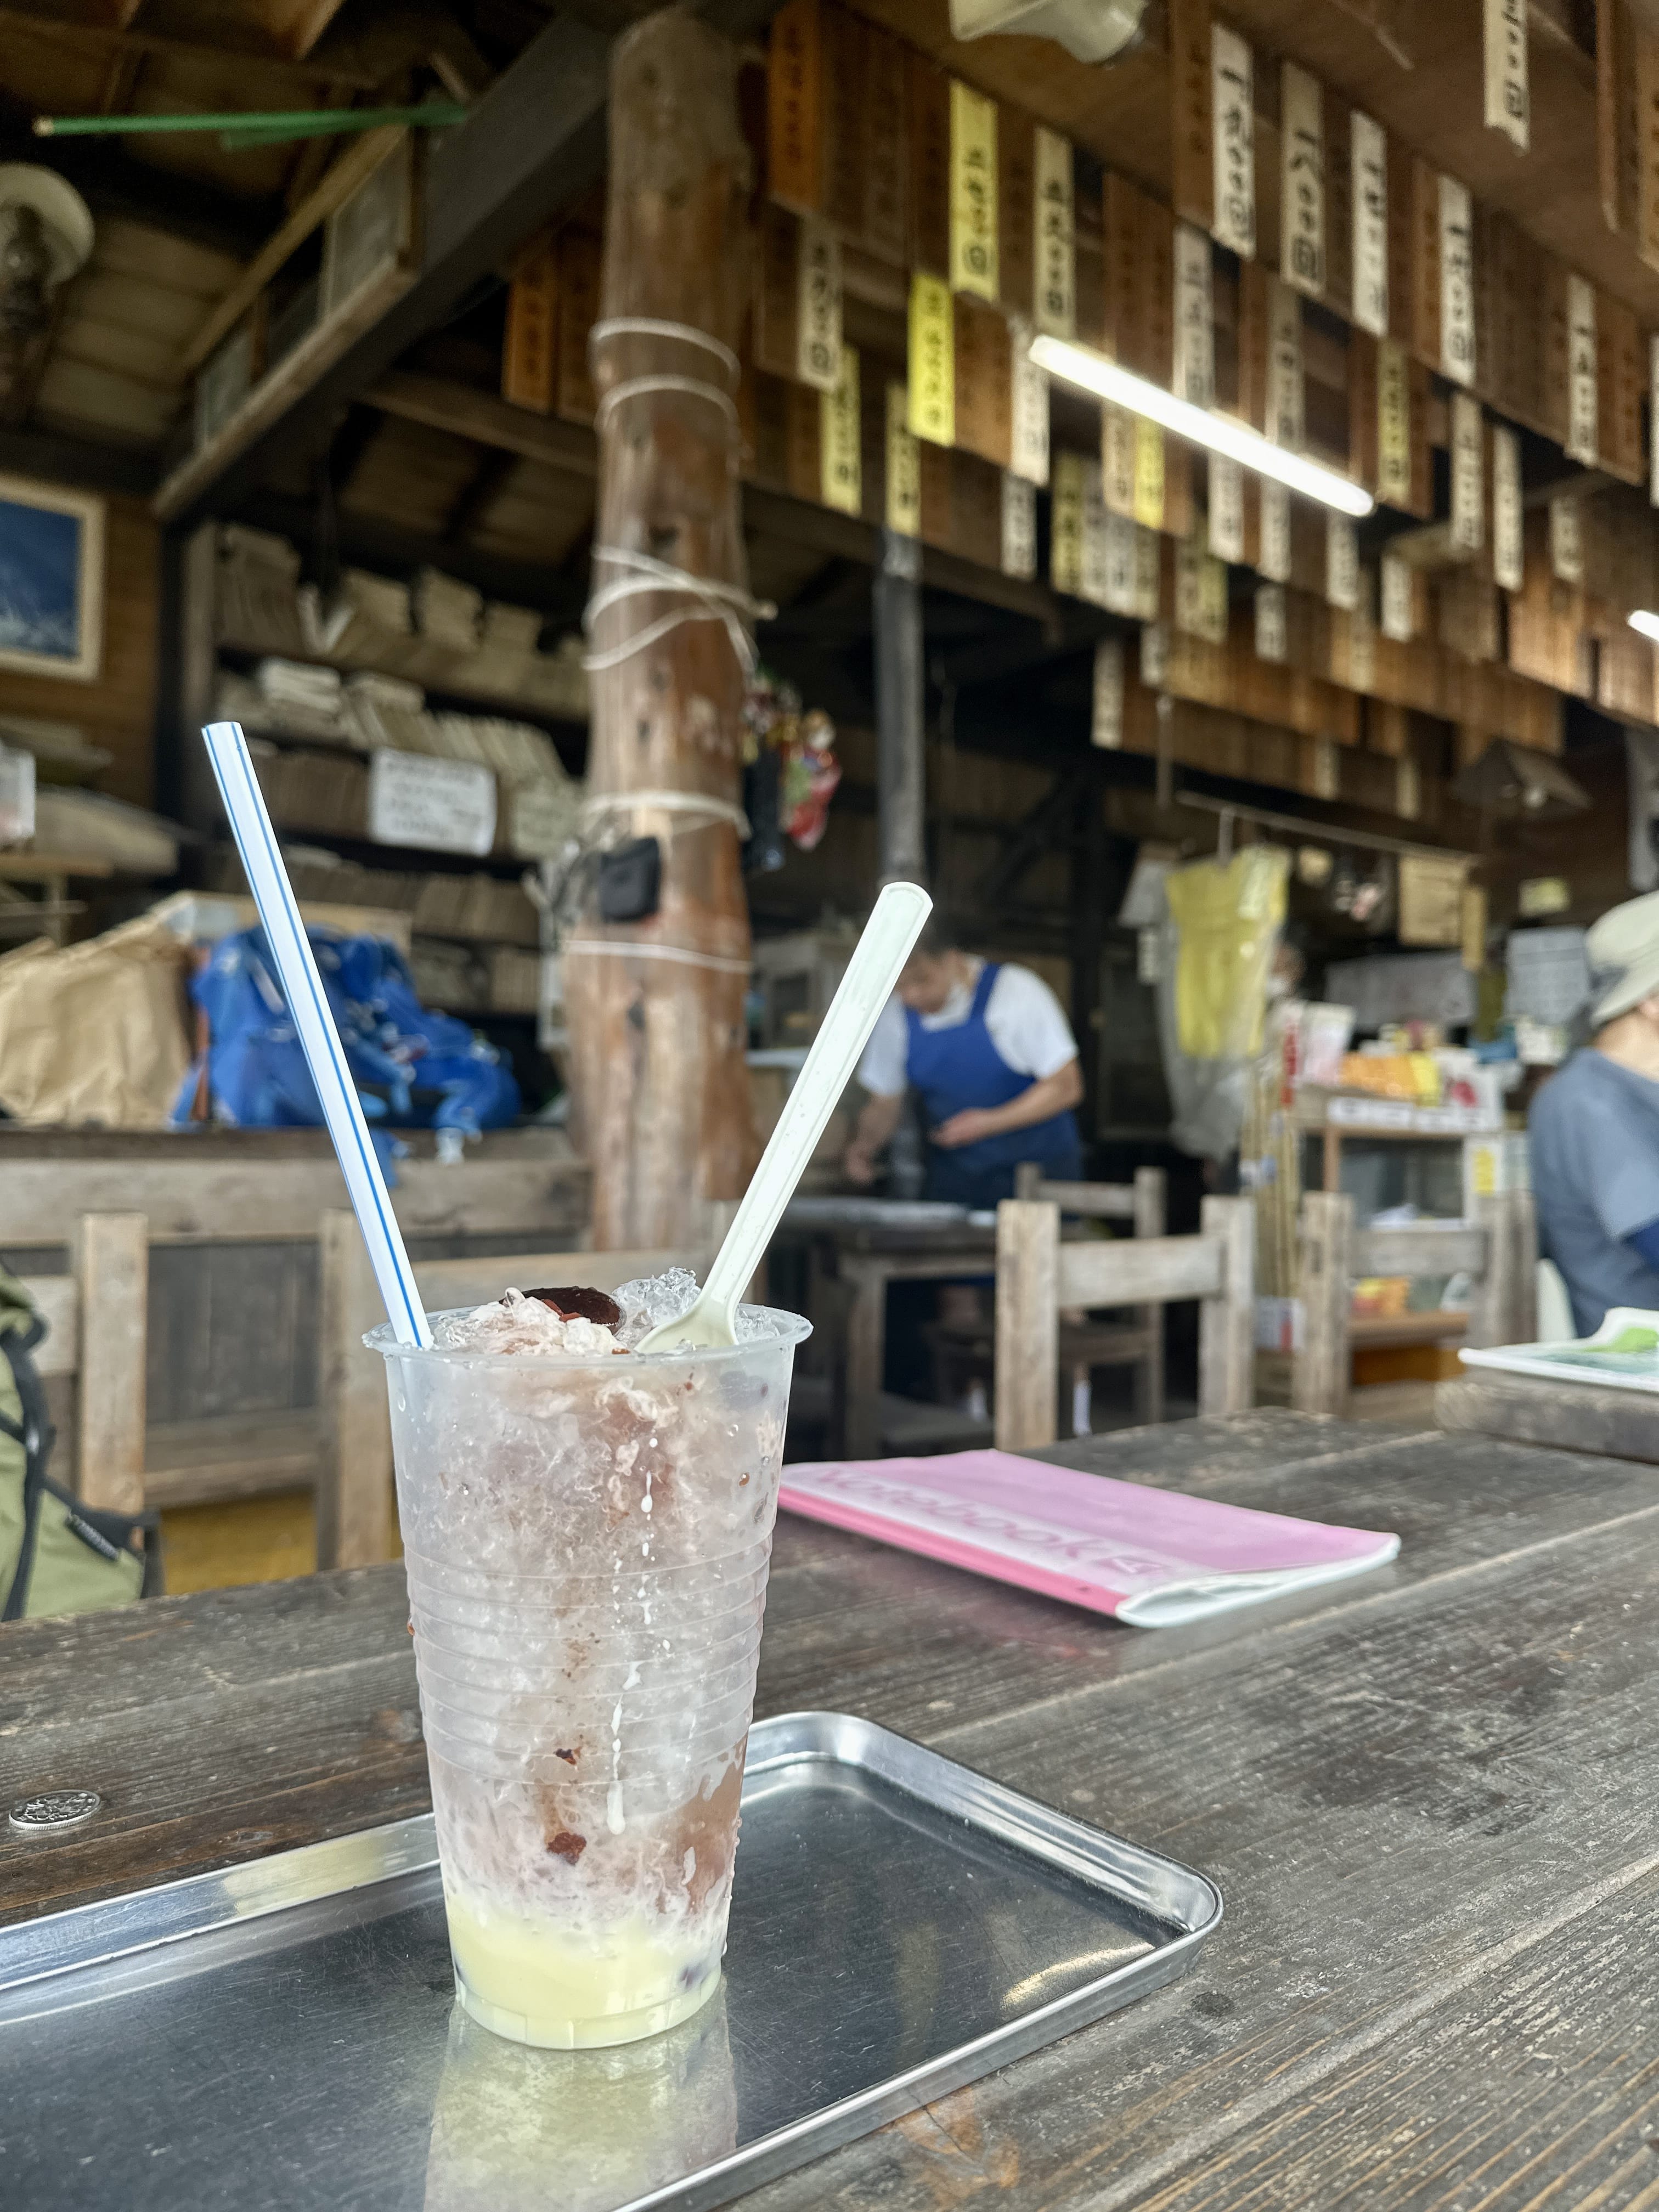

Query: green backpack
left=0, top=1268, right=160, bottom=1622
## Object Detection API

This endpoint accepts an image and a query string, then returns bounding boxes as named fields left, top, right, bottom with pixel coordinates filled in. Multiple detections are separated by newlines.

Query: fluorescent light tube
left=1630, top=610, right=1659, bottom=644
left=1029, top=335, right=1375, bottom=519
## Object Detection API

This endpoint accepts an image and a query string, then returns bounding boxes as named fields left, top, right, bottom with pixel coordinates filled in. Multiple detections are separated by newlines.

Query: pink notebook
left=778, top=1449, right=1400, bottom=1628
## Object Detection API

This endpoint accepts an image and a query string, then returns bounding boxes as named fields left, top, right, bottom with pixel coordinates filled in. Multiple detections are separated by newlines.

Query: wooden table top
left=5, top=1408, right=1657, bottom=2209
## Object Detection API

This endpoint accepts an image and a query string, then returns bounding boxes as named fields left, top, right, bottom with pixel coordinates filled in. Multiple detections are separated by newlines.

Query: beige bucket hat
left=1587, top=889, right=1659, bottom=1023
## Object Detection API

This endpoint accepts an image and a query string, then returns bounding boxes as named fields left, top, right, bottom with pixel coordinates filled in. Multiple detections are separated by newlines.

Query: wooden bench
left=1013, top=1164, right=1168, bottom=1425
left=1294, top=1186, right=1537, bottom=1418
left=15, top=1214, right=149, bottom=1519
left=992, top=1194, right=1254, bottom=1451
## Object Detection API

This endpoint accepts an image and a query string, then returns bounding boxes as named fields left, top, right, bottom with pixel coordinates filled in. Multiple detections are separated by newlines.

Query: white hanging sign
left=1255, top=581, right=1288, bottom=661
left=1438, top=176, right=1476, bottom=388
left=1084, top=466, right=1118, bottom=610
left=1381, top=552, right=1414, bottom=640
left=1001, top=472, right=1037, bottom=580
left=1211, top=22, right=1255, bottom=258
left=1134, top=523, right=1161, bottom=619
left=1397, top=757, right=1421, bottom=820
left=1033, top=126, right=1076, bottom=340
left=1483, top=0, right=1529, bottom=153
left=1280, top=63, right=1325, bottom=298
left=796, top=219, right=843, bottom=393
left=1209, top=454, right=1244, bottom=561
left=1326, top=512, right=1359, bottom=610
left=1101, top=508, right=1138, bottom=614
left=1010, top=323, right=1050, bottom=486
left=1351, top=111, right=1389, bottom=339
left=1492, top=422, right=1523, bottom=590
left=1102, top=404, right=1136, bottom=515
left=1549, top=496, right=1584, bottom=583
left=1449, top=392, right=1485, bottom=555
left=1173, top=223, right=1215, bottom=408
left=369, top=751, right=497, bottom=856
left=1141, top=620, right=1170, bottom=689
left=1348, top=581, right=1376, bottom=690
left=1566, top=274, right=1598, bottom=465
left=1091, top=639, right=1125, bottom=748
left=1266, top=278, right=1304, bottom=449
left=1259, top=479, right=1292, bottom=581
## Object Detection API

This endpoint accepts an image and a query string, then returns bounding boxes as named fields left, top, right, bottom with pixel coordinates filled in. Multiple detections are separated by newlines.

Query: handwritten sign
left=949, top=82, right=998, bottom=300
left=1091, top=639, right=1125, bottom=748
left=1549, top=495, right=1584, bottom=583
left=1449, top=391, right=1485, bottom=554
left=885, top=380, right=921, bottom=535
left=1266, top=278, right=1304, bottom=448
left=1439, top=174, right=1476, bottom=387
left=1381, top=552, right=1414, bottom=640
left=796, top=218, right=842, bottom=392
left=907, top=273, right=955, bottom=444
left=1050, top=449, right=1087, bottom=594
left=1566, top=273, right=1598, bottom=464
left=1255, top=582, right=1288, bottom=661
left=1001, top=471, right=1037, bottom=579
left=1211, top=22, right=1255, bottom=257
left=1169, top=0, right=1214, bottom=227
left=1492, top=421, right=1523, bottom=590
left=1209, top=454, right=1244, bottom=560
left=1377, top=337, right=1412, bottom=505
left=1326, top=513, right=1359, bottom=610
left=1173, top=222, right=1215, bottom=407
left=1135, top=522, right=1161, bottom=620
left=820, top=345, right=861, bottom=515
left=1259, top=479, right=1291, bottom=581
left=369, top=751, right=496, bottom=856
left=1010, top=320, right=1049, bottom=485
left=1086, top=473, right=1120, bottom=610
left=1280, top=63, right=1325, bottom=297
left=1032, top=126, right=1076, bottom=338
left=1350, top=111, right=1389, bottom=338
left=1484, top=0, right=1529, bottom=151
left=1133, top=419, right=1166, bottom=530
left=1142, top=620, right=1170, bottom=687
left=768, top=0, right=822, bottom=213
left=1103, top=403, right=1136, bottom=516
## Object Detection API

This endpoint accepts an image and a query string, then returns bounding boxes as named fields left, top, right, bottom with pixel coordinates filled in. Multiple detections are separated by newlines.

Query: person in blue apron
left=844, top=922, right=1084, bottom=1209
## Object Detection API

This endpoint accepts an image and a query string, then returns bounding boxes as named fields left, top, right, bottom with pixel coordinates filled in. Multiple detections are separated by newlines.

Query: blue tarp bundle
left=172, top=928, right=520, bottom=1174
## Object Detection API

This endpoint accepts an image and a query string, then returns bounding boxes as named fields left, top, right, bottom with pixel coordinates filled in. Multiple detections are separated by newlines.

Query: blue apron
left=905, top=962, right=1082, bottom=1208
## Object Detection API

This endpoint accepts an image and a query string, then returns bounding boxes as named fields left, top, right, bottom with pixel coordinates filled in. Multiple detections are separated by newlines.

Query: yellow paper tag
left=907, top=272, right=956, bottom=445
left=820, top=345, right=861, bottom=516
left=1377, top=340, right=1411, bottom=504
left=1050, top=448, right=1087, bottom=596
left=1132, top=417, right=1165, bottom=529
left=949, top=81, right=999, bottom=300
left=885, top=381, right=921, bottom=535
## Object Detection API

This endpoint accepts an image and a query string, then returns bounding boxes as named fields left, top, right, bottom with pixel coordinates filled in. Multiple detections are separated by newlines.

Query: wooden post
left=874, top=527, right=927, bottom=885
left=1198, top=1194, right=1255, bottom=1417
left=1465, top=1188, right=1512, bottom=1350
left=1294, top=1189, right=1353, bottom=1417
left=1133, top=1166, right=1167, bottom=1424
left=317, top=1209, right=393, bottom=1569
left=994, top=1198, right=1059, bottom=1451
left=1506, top=1188, right=1539, bottom=1344
left=565, top=14, right=756, bottom=1249
left=76, top=1214, right=148, bottom=1516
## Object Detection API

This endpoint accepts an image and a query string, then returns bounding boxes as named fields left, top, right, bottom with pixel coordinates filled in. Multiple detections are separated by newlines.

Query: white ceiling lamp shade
left=1028, top=335, right=1376, bottom=518
left=0, top=166, right=94, bottom=294
left=949, top=0, right=1150, bottom=65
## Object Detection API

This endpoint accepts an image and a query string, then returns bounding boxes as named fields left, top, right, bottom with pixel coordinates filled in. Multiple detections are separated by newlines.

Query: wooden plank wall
left=0, top=494, right=160, bottom=808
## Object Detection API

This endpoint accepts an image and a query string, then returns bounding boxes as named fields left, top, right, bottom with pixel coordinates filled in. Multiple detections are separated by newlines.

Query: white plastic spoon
left=639, top=879, right=933, bottom=1351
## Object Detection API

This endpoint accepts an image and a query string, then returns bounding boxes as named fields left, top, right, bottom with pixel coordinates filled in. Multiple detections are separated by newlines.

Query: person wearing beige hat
left=1530, top=889, right=1659, bottom=1332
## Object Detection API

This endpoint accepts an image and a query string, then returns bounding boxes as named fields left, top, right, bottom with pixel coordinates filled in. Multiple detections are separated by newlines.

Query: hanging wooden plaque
left=768, top=0, right=822, bottom=215
left=1323, top=93, right=1353, bottom=325
left=949, top=82, right=1000, bottom=300
left=1597, top=0, right=1640, bottom=239
left=1348, top=326, right=1379, bottom=493
left=1032, top=127, right=1076, bottom=338
left=820, top=4, right=867, bottom=239
left=820, top=345, right=861, bottom=515
left=1010, top=325, right=1049, bottom=485
left=796, top=217, right=843, bottom=392
left=1598, top=291, right=1644, bottom=484
left=1086, top=471, right=1120, bottom=610
left=1376, top=337, right=1412, bottom=505
left=954, top=293, right=1014, bottom=467
left=1173, top=222, right=1215, bottom=407
left=753, top=200, right=799, bottom=380
left=1103, top=403, right=1136, bottom=517
left=1351, top=110, right=1389, bottom=338
left=1566, top=273, right=1599, bottom=463
left=1168, top=0, right=1215, bottom=229
left=997, top=103, right=1036, bottom=321
left=1236, top=256, right=1268, bottom=431
left=1326, top=514, right=1359, bottom=609
left=1449, top=391, right=1485, bottom=555
left=1102, top=171, right=1142, bottom=371
left=863, top=25, right=909, bottom=264
left=1549, top=496, right=1585, bottom=583
left=554, top=230, right=600, bottom=425
left=1280, top=62, right=1325, bottom=298
left=1134, top=419, right=1166, bottom=531
left=885, top=381, right=921, bottom=535
left=1256, top=582, right=1288, bottom=661
left=1001, top=471, right=1037, bottom=578
left=1091, top=639, right=1125, bottom=748
left=951, top=452, right=1005, bottom=568
left=1259, top=479, right=1292, bottom=579
left=1438, top=174, right=1476, bottom=387
left=907, top=272, right=955, bottom=444
left=917, top=438, right=955, bottom=550
left=1266, top=277, right=1304, bottom=449
left=1541, top=253, right=1571, bottom=445
left=503, top=237, right=557, bottom=413
left=1211, top=21, right=1256, bottom=258
left=1210, top=454, right=1245, bottom=560
left=785, top=377, right=822, bottom=502
left=1050, top=448, right=1088, bottom=594
left=1406, top=156, right=1441, bottom=367
left=1483, top=0, right=1529, bottom=151
left=1492, top=421, right=1524, bottom=590
left=908, top=54, right=951, bottom=276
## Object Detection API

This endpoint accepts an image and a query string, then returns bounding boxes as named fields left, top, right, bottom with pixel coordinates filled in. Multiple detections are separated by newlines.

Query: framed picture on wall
left=0, top=475, right=105, bottom=683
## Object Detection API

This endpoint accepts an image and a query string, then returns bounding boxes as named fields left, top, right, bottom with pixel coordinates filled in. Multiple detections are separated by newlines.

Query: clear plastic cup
left=369, top=1302, right=809, bottom=2051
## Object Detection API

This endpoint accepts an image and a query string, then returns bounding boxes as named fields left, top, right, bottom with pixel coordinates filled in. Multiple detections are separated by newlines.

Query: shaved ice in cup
left=369, top=1270, right=809, bottom=2049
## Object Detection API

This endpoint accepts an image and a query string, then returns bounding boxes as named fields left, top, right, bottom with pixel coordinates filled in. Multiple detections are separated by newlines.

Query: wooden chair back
left=993, top=1194, right=1254, bottom=1451
left=320, top=1217, right=729, bottom=1568
left=1013, top=1164, right=1168, bottom=1423
left=1293, top=1187, right=1538, bottom=1418
left=17, top=1214, right=149, bottom=1522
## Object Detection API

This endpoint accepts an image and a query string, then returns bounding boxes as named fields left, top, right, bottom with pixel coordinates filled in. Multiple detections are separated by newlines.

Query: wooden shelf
left=1349, top=1312, right=1469, bottom=1346
left=216, top=636, right=586, bottom=733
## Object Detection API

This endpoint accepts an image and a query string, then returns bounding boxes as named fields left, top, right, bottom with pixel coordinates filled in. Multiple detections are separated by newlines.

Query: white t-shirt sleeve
left=983, top=965, right=1079, bottom=1080
left=856, top=996, right=910, bottom=1097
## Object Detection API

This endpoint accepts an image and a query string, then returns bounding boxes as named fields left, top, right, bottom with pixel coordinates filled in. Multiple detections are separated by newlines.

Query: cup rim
left=364, top=1300, right=811, bottom=1368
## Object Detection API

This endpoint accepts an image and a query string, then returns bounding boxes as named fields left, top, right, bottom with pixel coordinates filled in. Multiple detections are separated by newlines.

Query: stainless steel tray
left=0, top=1711, right=1221, bottom=2212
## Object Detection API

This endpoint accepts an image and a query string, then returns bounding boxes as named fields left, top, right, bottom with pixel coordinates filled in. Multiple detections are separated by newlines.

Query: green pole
left=33, top=102, right=467, bottom=141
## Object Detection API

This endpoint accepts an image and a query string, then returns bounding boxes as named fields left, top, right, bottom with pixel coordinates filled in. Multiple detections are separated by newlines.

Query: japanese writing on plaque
left=1377, top=338, right=1412, bottom=504
left=820, top=346, right=861, bottom=516
left=1141, top=620, right=1170, bottom=688
left=885, top=382, right=921, bottom=537
left=1001, top=472, right=1037, bottom=579
left=1103, top=404, right=1136, bottom=516
left=1209, top=454, right=1244, bottom=562
left=1087, top=473, right=1122, bottom=611
left=907, top=273, right=955, bottom=445
left=1380, top=552, right=1414, bottom=640
left=1280, top=63, right=1325, bottom=297
left=1135, top=523, right=1161, bottom=619
left=1210, top=23, right=1255, bottom=257
left=1438, top=175, right=1476, bottom=386
left=950, top=82, right=999, bottom=301
left=1173, top=223, right=1215, bottom=408
left=1258, top=479, right=1291, bottom=581
left=1483, top=0, right=1528, bottom=152
left=1350, top=111, right=1389, bottom=338
left=1549, top=495, right=1584, bottom=583
left=1492, top=422, right=1523, bottom=590
left=1255, top=582, right=1287, bottom=661
left=1133, top=419, right=1165, bottom=530
left=1326, top=513, right=1359, bottom=610
left=1266, top=278, right=1304, bottom=448
left=1449, top=392, right=1485, bottom=555
left=1049, top=449, right=1087, bottom=595
left=1032, top=127, right=1076, bottom=338
left=1010, top=321, right=1050, bottom=486
left=795, top=219, right=842, bottom=393
left=1565, top=274, right=1598, bottom=464
left=1091, top=639, right=1124, bottom=749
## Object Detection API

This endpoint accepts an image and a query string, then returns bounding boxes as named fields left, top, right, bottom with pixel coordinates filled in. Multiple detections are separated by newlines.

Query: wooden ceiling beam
left=0, top=2, right=387, bottom=88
